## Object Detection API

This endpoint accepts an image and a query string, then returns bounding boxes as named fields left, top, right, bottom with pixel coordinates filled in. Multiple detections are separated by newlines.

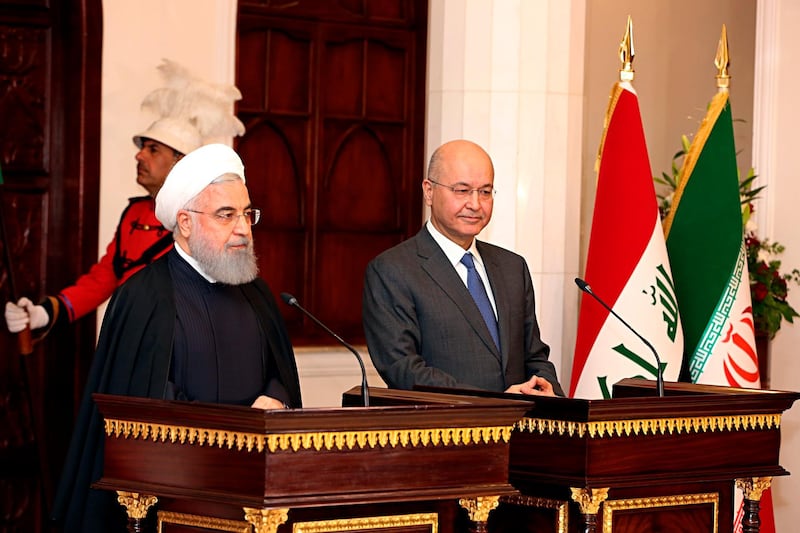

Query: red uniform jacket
left=58, top=196, right=173, bottom=321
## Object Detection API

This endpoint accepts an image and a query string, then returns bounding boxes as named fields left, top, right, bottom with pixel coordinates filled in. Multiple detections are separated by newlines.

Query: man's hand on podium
left=505, top=375, right=556, bottom=397
left=251, top=395, right=288, bottom=410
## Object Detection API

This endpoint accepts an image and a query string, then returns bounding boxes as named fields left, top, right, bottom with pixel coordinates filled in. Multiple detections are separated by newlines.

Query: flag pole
left=594, top=16, right=637, bottom=175
left=715, top=24, right=731, bottom=91
left=619, top=15, right=635, bottom=83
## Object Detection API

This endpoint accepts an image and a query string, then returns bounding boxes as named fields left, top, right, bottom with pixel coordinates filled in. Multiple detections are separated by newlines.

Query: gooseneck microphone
left=574, top=278, right=665, bottom=397
left=280, top=293, right=370, bottom=407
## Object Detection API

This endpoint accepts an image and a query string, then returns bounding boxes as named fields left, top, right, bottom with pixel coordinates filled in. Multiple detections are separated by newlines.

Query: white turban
left=155, top=143, right=246, bottom=231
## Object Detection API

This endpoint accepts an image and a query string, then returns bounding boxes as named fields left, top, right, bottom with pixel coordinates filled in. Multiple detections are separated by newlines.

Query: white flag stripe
left=573, top=219, right=684, bottom=399
left=693, top=244, right=760, bottom=388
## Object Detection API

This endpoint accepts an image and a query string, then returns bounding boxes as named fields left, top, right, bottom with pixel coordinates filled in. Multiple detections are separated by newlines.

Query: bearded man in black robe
left=52, top=144, right=302, bottom=532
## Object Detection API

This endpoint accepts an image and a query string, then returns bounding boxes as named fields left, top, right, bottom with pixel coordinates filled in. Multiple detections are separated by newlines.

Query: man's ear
left=176, top=211, right=193, bottom=238
left=422, top=179, right=433, bottom=206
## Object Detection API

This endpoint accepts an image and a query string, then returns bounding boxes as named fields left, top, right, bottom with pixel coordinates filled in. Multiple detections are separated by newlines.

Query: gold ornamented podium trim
left=293, top=512, right=438, bottom=532
left=736, top=477, right=773, bottom=501
left=570, top=487, right=609, bottom=515
left=116, top=491, right=157, bottom=520
left=517, top=413, right=781, bottom=439
left=601, top=493, right=719, bottom=533
left=104, top=418, right=513, bottom=453
left=243, top=507, right=289, bottom=533
left=157, top=510, right=250, bottom=532
left=459, top=495, right=500, bottom=523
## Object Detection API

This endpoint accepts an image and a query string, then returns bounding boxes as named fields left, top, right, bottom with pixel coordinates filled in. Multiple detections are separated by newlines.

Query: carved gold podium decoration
left=293, top=512, right=438, bottom=532
left=570, top=487, right=609, bottom=515
left=517, top=413, right=781, bottom=439
left=158, top=510, right=250, bottom=532
left=116, top=491, right=157, bottom=519
left=459, top=495, right=500, bottom=523
left=601, top=493, right=719, bottom=533
left=243, top=507, right=288, bottom=533
left=104, top=418, right=513, bottom=453
left=736, top=477, right=773, bottom=501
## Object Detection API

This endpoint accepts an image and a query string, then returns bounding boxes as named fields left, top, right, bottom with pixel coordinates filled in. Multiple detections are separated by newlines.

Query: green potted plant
left=744, top=233, right=800, bottom=339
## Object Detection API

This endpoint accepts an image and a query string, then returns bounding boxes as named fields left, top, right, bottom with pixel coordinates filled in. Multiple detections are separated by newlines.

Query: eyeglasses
left=428, top=178, right=496, bottom=200
left=185, top=208, right=262, bottom=226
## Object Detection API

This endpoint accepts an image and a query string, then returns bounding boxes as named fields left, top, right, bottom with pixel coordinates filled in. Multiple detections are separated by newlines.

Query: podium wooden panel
left=92, top=392, right=532, bottom=533
left=346, top=380, right=799, bottom=533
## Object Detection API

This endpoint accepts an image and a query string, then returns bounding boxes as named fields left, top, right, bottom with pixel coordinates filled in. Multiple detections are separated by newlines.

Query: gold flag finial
left=715, top=24, right=731, bottom=90
left=619, top=15, right=635, bottom=82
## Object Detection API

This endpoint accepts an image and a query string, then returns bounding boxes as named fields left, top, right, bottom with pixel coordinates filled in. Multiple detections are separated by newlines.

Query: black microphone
left=280, top=293, right=370, bottom=407
left=574, top=278, right=665, bottom=397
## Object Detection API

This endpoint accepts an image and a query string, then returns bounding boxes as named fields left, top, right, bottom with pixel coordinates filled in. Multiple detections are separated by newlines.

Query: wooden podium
left=347, top=379, right=799, bottom=533
left=96, top=379, right=798, bottom=533
left=92, top=392, right=532, bottom=533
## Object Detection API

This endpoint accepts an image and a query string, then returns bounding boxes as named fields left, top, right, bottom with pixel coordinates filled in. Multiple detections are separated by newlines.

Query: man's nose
left=464, top=189, right=482, bottom=207
left=232, top=213, right=251, bottom=234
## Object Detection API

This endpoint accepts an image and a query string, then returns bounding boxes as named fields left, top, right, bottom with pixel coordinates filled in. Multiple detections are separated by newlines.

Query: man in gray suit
left=362, top=139, right=564, bottom=396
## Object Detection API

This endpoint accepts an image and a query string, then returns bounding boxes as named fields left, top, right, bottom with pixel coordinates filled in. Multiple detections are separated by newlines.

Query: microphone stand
left=281, top=293, right=370, bottom=407
left=575, top=278, right=665, bottom=397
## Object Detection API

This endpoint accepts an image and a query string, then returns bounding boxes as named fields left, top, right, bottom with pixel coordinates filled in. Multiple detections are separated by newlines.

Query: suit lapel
left=416, top=229, right=502, bottom=362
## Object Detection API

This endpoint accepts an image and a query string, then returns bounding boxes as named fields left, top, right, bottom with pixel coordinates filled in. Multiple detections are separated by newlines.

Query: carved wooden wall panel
left=0, top=26, right=47, bottom=173
left=0, top=2, right=102, bottom=531
left=237, top=0, right=427, bottom=343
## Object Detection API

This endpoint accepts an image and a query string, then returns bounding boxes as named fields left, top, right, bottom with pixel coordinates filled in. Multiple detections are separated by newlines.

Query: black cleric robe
left=169, top=250, right=291, bottom=405
left=51, top=249, right=302, bottom=532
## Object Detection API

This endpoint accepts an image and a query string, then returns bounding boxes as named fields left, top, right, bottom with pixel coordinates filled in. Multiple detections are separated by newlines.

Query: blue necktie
left=461, top=252, right=500, bottom=349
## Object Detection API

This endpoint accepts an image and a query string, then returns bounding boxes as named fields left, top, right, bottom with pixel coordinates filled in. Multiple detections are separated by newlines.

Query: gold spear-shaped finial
left=619, top=15, right=635, bottom=82
left=715, top=24, right=731, bottom=90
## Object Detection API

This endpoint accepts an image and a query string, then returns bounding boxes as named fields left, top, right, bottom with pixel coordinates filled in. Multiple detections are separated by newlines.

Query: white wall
left=755, top=2, right=800, bottom=530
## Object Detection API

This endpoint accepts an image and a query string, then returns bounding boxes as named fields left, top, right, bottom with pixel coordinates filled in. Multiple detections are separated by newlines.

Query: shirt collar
left=174, top=241, right=218, bottom=283
left=425, top=220, right=485, bottom=269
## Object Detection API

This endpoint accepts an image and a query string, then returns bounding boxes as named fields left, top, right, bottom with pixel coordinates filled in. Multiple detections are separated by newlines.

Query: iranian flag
left=663, top=89, right=774, bottom=533
left=570, top=81, right=684, bottom=399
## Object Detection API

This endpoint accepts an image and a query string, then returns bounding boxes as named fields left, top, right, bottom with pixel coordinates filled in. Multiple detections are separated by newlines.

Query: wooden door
left=237, top=0, right=427, bottom=344
left=0, top=1, right=102, bottom=530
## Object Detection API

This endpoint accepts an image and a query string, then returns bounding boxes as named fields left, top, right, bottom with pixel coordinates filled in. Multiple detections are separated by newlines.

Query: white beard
left=188, top=232, right=258, bottom=285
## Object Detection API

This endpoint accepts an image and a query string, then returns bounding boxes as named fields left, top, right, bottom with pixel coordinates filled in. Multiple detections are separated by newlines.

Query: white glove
left=4, top=297, right=50, bottom=333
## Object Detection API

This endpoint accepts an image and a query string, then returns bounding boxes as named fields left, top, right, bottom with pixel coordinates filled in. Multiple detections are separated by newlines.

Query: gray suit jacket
left=362, top=227, right=564, bottom=395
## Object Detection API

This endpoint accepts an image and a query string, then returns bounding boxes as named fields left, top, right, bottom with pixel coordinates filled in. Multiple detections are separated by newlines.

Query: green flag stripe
left=665, top=92, right=742, bottom=359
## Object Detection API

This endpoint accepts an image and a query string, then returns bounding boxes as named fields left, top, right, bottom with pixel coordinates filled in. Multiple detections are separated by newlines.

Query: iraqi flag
left=570, top=81, right=684, bottom=399
left=663, top=89, right=774, bottom=533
